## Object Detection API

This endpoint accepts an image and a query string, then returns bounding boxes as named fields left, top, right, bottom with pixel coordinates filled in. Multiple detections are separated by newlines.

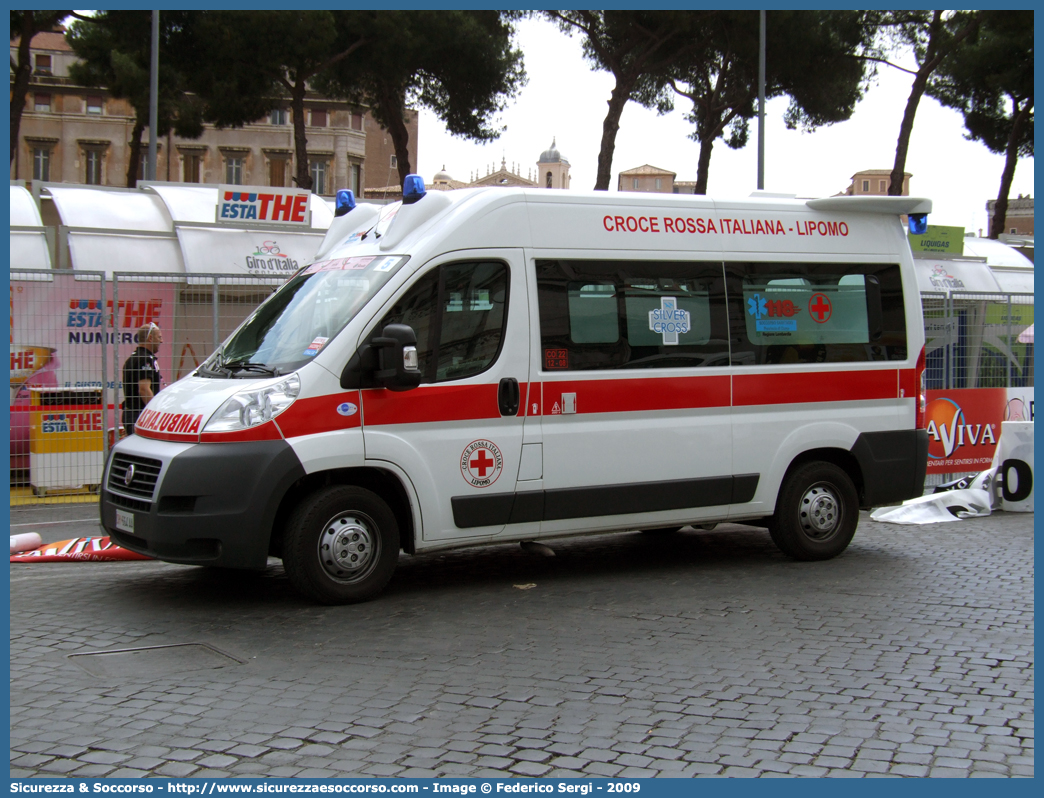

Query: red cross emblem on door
left=460, top=439, right=504, bottom=487
left=809, top=293, right=832, bottom=324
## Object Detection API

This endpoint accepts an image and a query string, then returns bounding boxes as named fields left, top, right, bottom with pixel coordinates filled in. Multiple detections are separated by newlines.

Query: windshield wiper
left=223, top=359, right=277, bottom=376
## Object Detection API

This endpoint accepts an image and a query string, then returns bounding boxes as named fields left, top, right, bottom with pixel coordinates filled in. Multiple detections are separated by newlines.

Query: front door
left=360, top=250, right=531, bottom=542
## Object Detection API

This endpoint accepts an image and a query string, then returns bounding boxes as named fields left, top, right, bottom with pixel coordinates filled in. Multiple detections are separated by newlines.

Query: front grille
left=107, top=492, right=151, bottom=513
left=108, top=454, right=162, bottom=500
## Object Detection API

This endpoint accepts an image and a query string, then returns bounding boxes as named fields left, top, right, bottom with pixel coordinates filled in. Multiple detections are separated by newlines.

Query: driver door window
left=379, top=261, right=509, bottom=383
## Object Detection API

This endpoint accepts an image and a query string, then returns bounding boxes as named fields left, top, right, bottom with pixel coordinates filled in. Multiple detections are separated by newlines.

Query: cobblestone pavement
left=9, top=506, right=1034, bottom=778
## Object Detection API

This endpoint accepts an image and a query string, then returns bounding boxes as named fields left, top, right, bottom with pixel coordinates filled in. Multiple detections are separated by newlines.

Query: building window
left=84, top=150, right=103, bottom=185
left=310, top=109, right=327, bottom=128
left=632, top=178, right=639, bottom=190
left=1010, top=227, right=1018, bottom=234
left=655, top=178, right=662, bottom=190
left=183, top=152, right=203, bottom=183
left=87, top=95, right=103, bottom=115
left=879, top=180, right=886, bottom=192
left=225, top=156, right=245, bottom=185
left=270, top=108, right=287, bottom=125
left=310, top=159, right=329, bottom=195
left=546, top=171, right=553, bottom=188
left=351, top=112, right=363, bottom=131
left=862, top=180, right=869, bottom=192
left=34, top=93, right=51, bottom=112
left=269, top=157, right=289, bottom=187
left=32, top=148, right=51, bottom=181
left=34, top=54, right=51, bottom=75
left=350, top=163, right=361, bottom=195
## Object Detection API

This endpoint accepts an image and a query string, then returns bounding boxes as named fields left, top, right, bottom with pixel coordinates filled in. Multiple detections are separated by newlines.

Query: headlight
left=203, top=373, right=301, bottom=433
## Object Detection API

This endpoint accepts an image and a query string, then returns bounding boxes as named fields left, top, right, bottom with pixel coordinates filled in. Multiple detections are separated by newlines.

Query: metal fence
left=923, top=290, right=1034, bottom=390
left=10, top=270, right=284, bottom=504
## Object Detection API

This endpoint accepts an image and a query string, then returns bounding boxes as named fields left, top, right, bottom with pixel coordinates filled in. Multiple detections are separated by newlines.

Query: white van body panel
left=100, top=186, right=930, bottom=584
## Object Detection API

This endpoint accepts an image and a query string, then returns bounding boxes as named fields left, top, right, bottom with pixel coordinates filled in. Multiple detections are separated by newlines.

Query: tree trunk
left=289, top=80, right=312, bottom=191
left=595, top=78, right=634, bottom=191
left=889, top=11, right=945, bottom=196
left=10, top=13, right=37, bottom=166
left=694, top=130, right=715, bottom=195
left=990, top=100, right=1030, bottom=239
left=126, top=118, right=145, bottom=188
left=376, top=84, right=412, bottom=188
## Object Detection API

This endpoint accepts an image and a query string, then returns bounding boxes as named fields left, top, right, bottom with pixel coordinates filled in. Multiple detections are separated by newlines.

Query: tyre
left=769, top=462, right=858, bottom=561
left=283, top=485, right=400, bottom=604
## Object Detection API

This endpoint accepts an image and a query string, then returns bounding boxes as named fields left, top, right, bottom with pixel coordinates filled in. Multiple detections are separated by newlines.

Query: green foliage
left=927, top=11, right=1033, bottom=158
left=316, top=10, right=525, bottom=183
left=66, top=12, right=205, bottom=140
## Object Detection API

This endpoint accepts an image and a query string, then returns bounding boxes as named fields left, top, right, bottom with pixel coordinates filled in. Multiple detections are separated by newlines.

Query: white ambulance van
left=101, top=178, right=930, bottom=604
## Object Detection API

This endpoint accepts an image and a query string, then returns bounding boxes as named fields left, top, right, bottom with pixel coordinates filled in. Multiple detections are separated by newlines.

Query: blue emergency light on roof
left=335, top=189, right=356, bottom=217
left=402, top=174, right=426, bottom=205
left=908, top=213, right=928, bottom=235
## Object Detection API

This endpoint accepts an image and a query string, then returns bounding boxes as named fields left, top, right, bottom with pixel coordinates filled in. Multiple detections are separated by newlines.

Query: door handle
left=498, top=378, right=520, bottom=417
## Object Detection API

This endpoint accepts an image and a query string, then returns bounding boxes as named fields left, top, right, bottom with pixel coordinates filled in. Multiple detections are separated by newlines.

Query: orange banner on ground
left=10, top=536, right=151, bottom=562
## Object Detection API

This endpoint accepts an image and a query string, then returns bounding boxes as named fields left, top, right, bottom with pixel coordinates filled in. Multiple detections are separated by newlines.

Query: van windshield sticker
left=303, top=336, right=328, bottom=356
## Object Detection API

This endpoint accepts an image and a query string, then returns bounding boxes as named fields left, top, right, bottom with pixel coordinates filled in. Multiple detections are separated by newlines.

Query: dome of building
left=433, top=165, right=453, bottom=183
left=539, top=137, right=568, bottom=165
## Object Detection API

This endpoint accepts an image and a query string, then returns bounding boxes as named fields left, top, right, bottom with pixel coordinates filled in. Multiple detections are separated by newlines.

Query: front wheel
left=769, top=462, right=858, bottom=561
left=283, top=485, right=399, bottom=604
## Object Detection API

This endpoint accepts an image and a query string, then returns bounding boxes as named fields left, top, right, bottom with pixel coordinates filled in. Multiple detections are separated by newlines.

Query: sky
left=416, top=15, right=1034, bottom=237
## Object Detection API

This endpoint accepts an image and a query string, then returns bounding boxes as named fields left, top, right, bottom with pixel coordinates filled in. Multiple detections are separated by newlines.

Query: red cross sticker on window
left=460, top=439, right=504, bottom=488
left=809, top=293, right=832, bottom=324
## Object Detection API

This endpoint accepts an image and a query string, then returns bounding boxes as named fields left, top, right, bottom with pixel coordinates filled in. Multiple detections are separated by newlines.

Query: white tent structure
left=26, top=181, right=337, bottom=278
left=912, top=235, right=1034, bottom=294
left=10, top=185, right=52, bottom=272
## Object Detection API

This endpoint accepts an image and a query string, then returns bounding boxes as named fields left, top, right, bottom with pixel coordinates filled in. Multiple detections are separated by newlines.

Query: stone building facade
left=10, top=27, right=417, bottom=197
left=988, top=195, right=1034, bottom=236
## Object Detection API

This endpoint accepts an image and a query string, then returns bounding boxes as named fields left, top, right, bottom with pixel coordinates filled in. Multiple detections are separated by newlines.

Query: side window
left=536, top=259, right=729, bottom=370
left=726, top=262, right=906, bottom=365
left=378, top=261, right=509, bottom=383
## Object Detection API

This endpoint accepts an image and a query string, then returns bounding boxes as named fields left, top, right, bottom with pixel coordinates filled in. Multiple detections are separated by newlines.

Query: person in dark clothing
left=122, top=322, right=162, bottom=435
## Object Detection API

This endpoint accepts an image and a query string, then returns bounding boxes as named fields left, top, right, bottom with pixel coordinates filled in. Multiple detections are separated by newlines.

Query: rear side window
left=378, top=260, right=509, bottom=382
left=726, top=262, right=907, bottom=365
left=536, top=259, right=729, bottom=370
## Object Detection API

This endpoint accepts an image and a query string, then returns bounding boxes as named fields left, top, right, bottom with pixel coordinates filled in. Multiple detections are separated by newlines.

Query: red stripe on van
left=541, top=375, right=731, bottom=414
left=277, top=392, right=362, bottom=438
left=198, top=421, right=282, bottom=443
left=733, top=369, right=898, bottom=406
left=363, top=383, right=504, bottom=426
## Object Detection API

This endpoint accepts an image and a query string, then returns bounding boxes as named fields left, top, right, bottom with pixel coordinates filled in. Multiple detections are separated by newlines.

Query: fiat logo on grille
left=123, top=464, right=136, bottom=487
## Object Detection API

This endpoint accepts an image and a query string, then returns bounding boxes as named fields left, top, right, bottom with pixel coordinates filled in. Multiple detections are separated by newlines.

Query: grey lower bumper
left=100, top=439, right=306, bottom=569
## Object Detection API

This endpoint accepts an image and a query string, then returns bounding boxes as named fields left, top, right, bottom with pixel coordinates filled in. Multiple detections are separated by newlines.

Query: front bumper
left=100, top=436, right=306, bottom=569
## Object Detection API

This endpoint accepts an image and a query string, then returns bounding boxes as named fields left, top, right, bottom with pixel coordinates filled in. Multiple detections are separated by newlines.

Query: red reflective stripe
left=363, top=383, right=502, bottom=426
left=542, top=375, right=731, bottom=413
left=198, top=421, right=282, bottom=443
left=277, top=392, right=361, bottom=438
left=733, top=369, right=898, bottom=407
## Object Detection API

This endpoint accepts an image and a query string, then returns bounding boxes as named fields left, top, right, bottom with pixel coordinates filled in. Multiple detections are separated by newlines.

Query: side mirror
left=339, top=324, right=423, bottom=391
left=373, top=323, right=422, bottom=391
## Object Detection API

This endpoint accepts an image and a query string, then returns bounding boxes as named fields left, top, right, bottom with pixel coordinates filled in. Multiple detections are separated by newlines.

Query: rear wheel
left=769, top=462, right=858, bottom=560
left=283, top=486, right=399, bottom=604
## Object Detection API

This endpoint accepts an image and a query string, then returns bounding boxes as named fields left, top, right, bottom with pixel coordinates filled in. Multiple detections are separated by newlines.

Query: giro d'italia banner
left=926, top=387, right=1034, bottom=473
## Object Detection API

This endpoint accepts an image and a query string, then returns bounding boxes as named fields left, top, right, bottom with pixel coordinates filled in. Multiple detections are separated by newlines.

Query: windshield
left=200, top=254, right=409, bottom=377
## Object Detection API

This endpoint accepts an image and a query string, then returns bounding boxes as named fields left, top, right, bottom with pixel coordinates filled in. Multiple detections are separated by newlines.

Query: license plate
left=115, top=509, right=135, bottom=534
